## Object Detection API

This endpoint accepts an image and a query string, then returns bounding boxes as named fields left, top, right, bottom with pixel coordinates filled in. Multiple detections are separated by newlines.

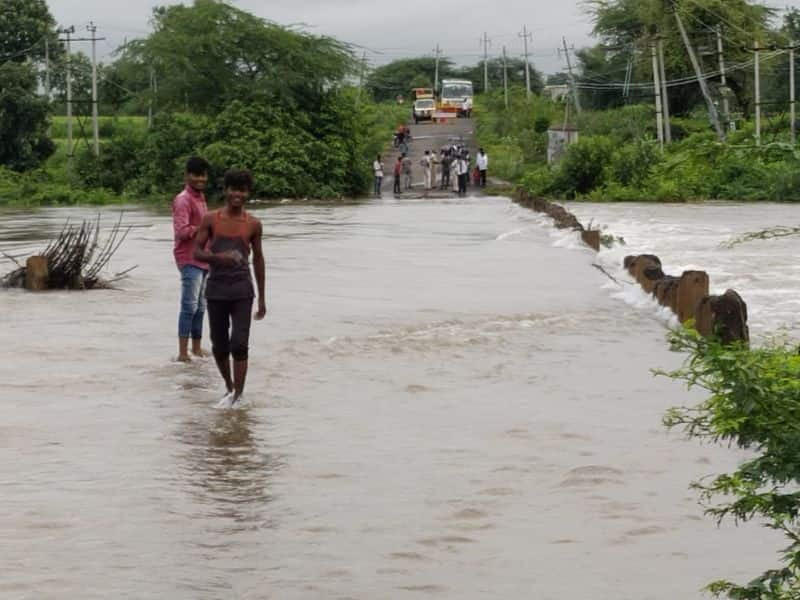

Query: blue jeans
left=178, top=265, right=208, bottom=339
left=374, top=176, right=382, bottom=196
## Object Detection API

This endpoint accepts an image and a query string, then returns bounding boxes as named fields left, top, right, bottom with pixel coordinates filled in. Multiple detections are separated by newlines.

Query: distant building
left=544, top=85, right=570, bottom=103
left=547, top=124, right=579, bottom=165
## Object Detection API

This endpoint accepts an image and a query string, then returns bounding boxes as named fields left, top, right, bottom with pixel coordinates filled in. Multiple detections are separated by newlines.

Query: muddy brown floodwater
left=1, top=197, right=796, bottom=599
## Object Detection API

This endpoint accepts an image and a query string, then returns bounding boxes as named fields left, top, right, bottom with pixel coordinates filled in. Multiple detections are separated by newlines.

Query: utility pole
left=657, top=36, right=671, bottom=143
left=61, top=26, right=75, bottom=174
left=44, top=38, right=51, bottom=101
left=355, top=51, right=367, bottom=108
left=754, top=40, right=761, bottom=146
left=502, top=45, right=509, bottom=109
left=674, top=11, right=724, bottom=141
left=716, top=26, right=730, bottom=132
left=562, top=37, right=582, bottom=114
left=481, top=32, right=491, bottom=92
left=148, top=67, right=155, bottom=128
left=623, top=53, right=634, bottom=99
left=434, top=44, right=440, bottom=94
left=88, top=22, right=99, bottom=157
left=519, top=26, right=532, bottom=98
left=791, top=43, right=796, bottom=145
left=651, top=42, right=664, bottom=149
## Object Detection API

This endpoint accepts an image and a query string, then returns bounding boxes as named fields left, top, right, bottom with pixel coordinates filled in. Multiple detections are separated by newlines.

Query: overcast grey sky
left=45, top=0, right=800, bottom=74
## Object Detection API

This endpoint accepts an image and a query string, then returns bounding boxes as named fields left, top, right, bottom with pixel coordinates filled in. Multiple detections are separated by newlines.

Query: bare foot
left=191, top=348, right=209, bottom=358
left=176, top=354, right=192, bottom=363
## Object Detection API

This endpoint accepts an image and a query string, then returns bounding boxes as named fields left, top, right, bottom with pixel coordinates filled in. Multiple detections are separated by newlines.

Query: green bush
left=75, top=128, right=147, bottom=194
left=578, top=104, right=656, bottom=142
left=606, top=139, right=661, bottom=188
left=551, top=135, right=615, bottom=197
left=137, top=112, right=213, bottom=195
left=0, top=166, right=117, bottom=205
left=663, top=328, right=800, bottom=599
left=519, top=165, right=555, bottom=196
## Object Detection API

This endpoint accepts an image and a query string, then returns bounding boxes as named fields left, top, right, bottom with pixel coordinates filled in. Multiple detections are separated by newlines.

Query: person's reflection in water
left=176, top=408, right=282, bottom=529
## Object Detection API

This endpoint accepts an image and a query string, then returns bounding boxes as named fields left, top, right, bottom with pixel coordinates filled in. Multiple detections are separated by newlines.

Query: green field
left=48, top=116, right=148, bottom=140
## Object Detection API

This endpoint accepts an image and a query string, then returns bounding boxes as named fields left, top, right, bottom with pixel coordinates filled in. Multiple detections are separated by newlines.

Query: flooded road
left=1, top=197, right=795, bottom=599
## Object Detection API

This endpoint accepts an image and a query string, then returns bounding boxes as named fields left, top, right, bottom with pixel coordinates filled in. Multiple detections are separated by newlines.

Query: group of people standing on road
left=374, top=137, right=488, bottom=198
left=413, top=145, right=488, bottom=197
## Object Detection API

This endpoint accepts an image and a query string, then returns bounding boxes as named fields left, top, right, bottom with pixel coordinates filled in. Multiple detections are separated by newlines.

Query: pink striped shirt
left=172, top=185, right=209, bottom=270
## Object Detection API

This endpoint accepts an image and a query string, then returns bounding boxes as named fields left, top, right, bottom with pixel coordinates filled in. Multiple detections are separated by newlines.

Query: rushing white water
left=1, top=197, right=796, bottom=599
left=565, top=201, right=800, bottom=341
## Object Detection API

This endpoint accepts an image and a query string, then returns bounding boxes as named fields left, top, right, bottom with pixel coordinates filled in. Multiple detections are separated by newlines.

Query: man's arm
left=173, top=195, right=197, bottom=241
left=251, top=220, right=266, bottom=320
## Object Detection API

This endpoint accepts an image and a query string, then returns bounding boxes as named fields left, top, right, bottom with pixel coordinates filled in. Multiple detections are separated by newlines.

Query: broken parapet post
left=514, top=189, right=599, bottom=251
left=24, top=256, right=48, bottom=291
left=624, top=254, right=748, bottom=344
left=695, top=290, right=750, bottom=345
left=628, top=254, right=663, bottom=294
left=581, top=230, right=600, bottom=251
left=676, top=270, right=709, bottom=324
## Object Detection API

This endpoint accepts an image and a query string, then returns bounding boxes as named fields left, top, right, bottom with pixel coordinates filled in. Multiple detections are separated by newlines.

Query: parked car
left=413, top=98, right=436, bottom=123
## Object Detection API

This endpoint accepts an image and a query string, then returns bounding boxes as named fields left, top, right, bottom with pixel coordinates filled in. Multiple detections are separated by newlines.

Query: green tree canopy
left=0, top=61, right=53, bottom=170
left=125, top=0, right=355, bottom=114
left=578, top=0, right=775, bottom=114
left=366, top=57, right=454, bottom=102
left=0, top=0, right=60, bottom=63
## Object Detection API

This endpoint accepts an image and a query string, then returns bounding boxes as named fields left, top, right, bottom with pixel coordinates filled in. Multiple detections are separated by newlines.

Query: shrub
left=75, top=128, right=147, bottom=194
left=551, top=135, right=615, bottom=197
left=663, top=329, right=800, bottom=599
left=606, top=139, right=661, bottom=188
left=519, top=165, right=556, bottom=196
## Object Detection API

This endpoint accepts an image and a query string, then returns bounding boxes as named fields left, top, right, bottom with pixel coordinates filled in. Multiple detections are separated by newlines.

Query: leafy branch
left=660, top=329, right=800, bottom=599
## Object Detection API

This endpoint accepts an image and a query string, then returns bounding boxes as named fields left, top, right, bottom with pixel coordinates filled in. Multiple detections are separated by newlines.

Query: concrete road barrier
left=624, top=254, right=748, bottom=345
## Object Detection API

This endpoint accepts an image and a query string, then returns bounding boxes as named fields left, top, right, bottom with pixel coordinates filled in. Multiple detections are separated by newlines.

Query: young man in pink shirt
left=173, top=156, right=210, bottom=361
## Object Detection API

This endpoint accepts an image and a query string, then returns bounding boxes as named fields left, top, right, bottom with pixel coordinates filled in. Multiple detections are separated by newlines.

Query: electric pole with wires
left=519, top=26, right=532, bottom=98
left=561, top=37, right=582, bottom=114
left=674, top=10, right=724, bottom=140
left=657, top=35, right=672, bottom=143
left=481, top=32, right=491, bottom=92
left=651, top=41, right=664, bottom=149
left=502, top=45, right=509, bottom=109
left=433, top=44, right=441, bottom=94
left=88, top=22, right=100, bottom=156
left=59, top=26, right=75, bottom=174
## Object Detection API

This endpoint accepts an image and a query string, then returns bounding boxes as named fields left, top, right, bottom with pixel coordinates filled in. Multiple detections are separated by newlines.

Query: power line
left=574, top=51, right=784, bottom=90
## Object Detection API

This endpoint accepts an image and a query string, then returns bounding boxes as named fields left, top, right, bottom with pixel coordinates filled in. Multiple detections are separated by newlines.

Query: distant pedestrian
left=421, top=150, right=433, bottom=191
left=440, top=150, right=451, bottom=190
left=402, top=153, right=413, bottom=190
left=373, top=154, right=384, bottom=197
left=477, top=148, right=488, bottom=187
left=393, top=155, right=402, bottom=194
left=456, top=154, right=469, bottom=196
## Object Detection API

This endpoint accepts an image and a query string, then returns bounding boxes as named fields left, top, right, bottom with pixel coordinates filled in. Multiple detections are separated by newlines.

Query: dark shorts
left=207, top=297, right=253, bottom=361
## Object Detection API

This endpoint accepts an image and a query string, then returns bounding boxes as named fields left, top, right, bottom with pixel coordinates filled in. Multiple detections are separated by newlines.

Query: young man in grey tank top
left=193, top=170, right=266, bottom=406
